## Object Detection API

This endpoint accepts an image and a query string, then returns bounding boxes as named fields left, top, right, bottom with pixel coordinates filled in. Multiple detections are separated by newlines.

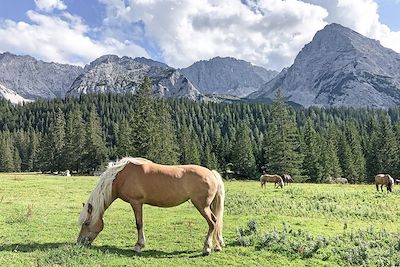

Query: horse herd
left=77, top=158, right=399, bottom=256
left=260, top=172, right=397, bottom=193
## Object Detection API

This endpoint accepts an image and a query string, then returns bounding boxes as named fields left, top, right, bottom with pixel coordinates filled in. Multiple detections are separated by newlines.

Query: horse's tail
left=211, top=170, right=225, bottom=247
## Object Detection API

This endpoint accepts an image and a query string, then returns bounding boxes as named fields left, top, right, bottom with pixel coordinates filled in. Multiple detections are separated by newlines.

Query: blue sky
left=0, top=0, right=399, bottom=70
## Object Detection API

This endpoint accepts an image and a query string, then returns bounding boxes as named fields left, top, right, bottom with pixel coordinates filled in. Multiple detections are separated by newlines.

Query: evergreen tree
left=263, top=89, right=302, bottom=178
left=202, top=143, right=219, bottom=170
left=0, top=134, right=14, bottom=172
left=83, top=107, right=108, bottom=172
left=302, top=119, right=323, bottom=182
left=321, top=125, right=342, bottom=179
left=365, top=118, right=380, bottom=182
left=231, top=122, right=256, bottom=178
left=377, top=115, right=398, bottom=175
left=13, top=146, right=21, bottom=172
left=49, top=109, right=66, bottom=171
left=131, top=76, right=157, bottom=158
left=27, top=130, right=40, bottom=171
left=64, top=109, right=86, bottom=172
left=148, top=101, right=180, bottom=164
left=116, top=118, right=132, bottom=157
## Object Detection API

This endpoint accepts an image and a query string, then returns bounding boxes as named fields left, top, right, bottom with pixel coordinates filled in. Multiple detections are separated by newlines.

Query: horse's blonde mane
left=79, top=157, right=152, bottom=226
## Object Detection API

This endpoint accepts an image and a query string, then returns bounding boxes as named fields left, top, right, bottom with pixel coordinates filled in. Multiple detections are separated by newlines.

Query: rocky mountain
left=248, top=23, right=400, bottom=108
left=0, top=52, right=83, bottom=101
left=181, top=57, right=278, bottom=97
left=67, top=55, right=201, bottom=100
left=0, top=83, right=32, bottom=104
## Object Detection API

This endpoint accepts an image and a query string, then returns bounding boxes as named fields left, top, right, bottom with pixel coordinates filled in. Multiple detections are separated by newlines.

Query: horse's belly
left=145, top=196, right=189, bottom=208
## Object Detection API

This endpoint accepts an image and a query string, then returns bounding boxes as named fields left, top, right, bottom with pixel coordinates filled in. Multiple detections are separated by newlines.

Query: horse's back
left=375, top=174, right=386, bottom=184
left=116, top=162, right=218, bottom=207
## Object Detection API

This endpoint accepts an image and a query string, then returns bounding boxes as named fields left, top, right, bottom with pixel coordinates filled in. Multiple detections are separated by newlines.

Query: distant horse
left=77, top=157, right=225, bottom=255
left=282, top=174, right=293, bottom=185
left=260, top=174, right=284, bottom=189
left=375, top=174, right=394, bottom=192
left=325, top=177, right=348, bottom=184
left=334, top=178, right=348, bottom=184
left=396, top=179, right=400, bottom=185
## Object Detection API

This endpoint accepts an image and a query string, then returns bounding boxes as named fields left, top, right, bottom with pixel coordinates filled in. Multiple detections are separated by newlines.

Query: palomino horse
left=282, top=174, right=293, bottom=185
left=375, top=174, right=394, bottom=192
left=260, top=174, right=284, bottom=189
left=77, top=157, right=225, bottom=255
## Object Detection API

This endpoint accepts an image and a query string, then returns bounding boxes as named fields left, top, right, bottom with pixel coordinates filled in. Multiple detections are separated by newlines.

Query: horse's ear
left=87, top=203, right=93, bottom=214
left=82, top=202, right=85, bottom=208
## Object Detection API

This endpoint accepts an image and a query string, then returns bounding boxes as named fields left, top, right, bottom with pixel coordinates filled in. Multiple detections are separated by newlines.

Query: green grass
left=1, top=174, right=400, bottom=266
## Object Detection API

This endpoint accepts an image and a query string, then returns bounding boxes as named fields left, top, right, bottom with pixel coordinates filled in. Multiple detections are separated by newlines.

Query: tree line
left=1, top=78, right=400, bottom=183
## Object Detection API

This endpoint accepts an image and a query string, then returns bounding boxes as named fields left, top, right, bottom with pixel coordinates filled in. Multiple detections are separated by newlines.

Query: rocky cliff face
left=67, top=55, right=202, bottom=100
left=0, top=83, right=32, bottom=104
left=0, top=52, right=83, bottom=101
left=249, top=23, right=400, bottom=108
left=181, top=57, right=278, bottom=97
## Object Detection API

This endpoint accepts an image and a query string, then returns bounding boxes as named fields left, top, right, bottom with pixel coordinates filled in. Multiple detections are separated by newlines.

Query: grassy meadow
left=1, top=173, right=400, bottom=266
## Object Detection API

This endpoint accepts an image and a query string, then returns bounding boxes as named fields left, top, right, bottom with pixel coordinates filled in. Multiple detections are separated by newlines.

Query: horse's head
left=77, top=203, right=104, bottom=246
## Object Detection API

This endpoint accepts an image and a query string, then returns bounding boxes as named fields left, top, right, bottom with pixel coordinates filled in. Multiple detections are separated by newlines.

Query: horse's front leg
left=130, top=202, right=145, bottom=253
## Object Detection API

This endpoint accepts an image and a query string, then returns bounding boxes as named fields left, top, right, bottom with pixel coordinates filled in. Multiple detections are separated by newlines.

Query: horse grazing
left=282, top=174, right=293, bottom=185
left=260, top=174, right=284, bottom=189
left=334, top=178, right=348, bottom=184
left=375, top=174, right=394, bottom=192
left=77, top=157, right=225, bottom=255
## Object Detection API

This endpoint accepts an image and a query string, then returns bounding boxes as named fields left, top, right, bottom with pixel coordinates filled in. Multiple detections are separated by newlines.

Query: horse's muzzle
left=77, top=236, right=92, bottom=246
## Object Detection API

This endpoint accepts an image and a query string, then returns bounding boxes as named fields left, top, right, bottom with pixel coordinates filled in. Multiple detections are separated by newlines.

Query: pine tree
left=0, top=134, right=14, bottom=172
left=365, top=118, right=380, bottom=182
left=48, top=109, right=66, bottom=171
left=131, top=76, right=157, bottom=158
left=179, top=126, right=201, bottom=165
left=83, top=107, right=108, bottom=172
left=148, top=101, right=179, bottom=164
left=231, top=122, right=256, bottom=178
left=116, top=118, right=133, bottom=157
left=64, top=109, right=86, bottom=172
left=376, top=115, right=398, bottom=175
left=321, top=125, right=342, bottom=179
left=13, top=146, right=21, bottom=172
left=263, top=89, right=302, bottom=178
left=302, top=119, right=323, bottom=182
left=27, top=130, right=40, bottom=171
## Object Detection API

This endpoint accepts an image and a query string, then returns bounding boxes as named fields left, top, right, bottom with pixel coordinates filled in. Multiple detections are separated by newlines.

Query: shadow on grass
left=0, top=242, right=203, bottom=258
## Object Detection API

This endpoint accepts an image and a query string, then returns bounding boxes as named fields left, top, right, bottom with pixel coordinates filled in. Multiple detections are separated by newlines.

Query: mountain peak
left=181, top=57, right=277, bottom=97
left=249, top=23, right=400, bottom=108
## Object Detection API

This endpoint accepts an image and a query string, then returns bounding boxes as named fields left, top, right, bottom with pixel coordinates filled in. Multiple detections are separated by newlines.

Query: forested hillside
left=1, top=78, right=400, bottom=183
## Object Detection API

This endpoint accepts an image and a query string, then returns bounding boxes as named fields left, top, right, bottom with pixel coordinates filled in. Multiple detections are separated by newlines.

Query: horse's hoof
left=214, top=246, right=222, bottom=252
left=202, top=247, right=211, bottom=256
left=133, top=244, right=144, bottom=253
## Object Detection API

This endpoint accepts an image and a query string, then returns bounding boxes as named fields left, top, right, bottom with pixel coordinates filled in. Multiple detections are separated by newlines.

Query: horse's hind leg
left=130, top=202, right=146, bottom=253
left=192, top=200, right=217, bottom=255
left=376, top=184, right=379, bottom=192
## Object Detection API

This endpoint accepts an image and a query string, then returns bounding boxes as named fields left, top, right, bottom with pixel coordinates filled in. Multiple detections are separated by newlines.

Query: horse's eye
left=84, top=221, right=90, bottom=226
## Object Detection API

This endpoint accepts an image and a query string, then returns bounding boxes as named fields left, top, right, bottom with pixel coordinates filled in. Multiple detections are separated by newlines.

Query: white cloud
left=100, top=0, right=329, bottom=70
left=34, top=0, right=67, bottom=12
left=0, top=10, right=149, bottom=66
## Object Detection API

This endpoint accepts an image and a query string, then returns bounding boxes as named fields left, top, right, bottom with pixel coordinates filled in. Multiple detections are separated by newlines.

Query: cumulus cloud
left=100, top=0, right=329, bottom=70
left=0, top=10, right=148, bottom=66
left=34, top=0, right=67, bottom=12
left=99, top=0, right=400, bottom=70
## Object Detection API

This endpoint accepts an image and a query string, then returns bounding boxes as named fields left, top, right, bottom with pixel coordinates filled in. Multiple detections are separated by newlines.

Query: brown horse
left=260, top=174, right=284, bottom=189
left=375, top=174, right=394, bottom=192
left=77, top=157, right=225, bottom=255
left=282, top=174, right=293, bottom=185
